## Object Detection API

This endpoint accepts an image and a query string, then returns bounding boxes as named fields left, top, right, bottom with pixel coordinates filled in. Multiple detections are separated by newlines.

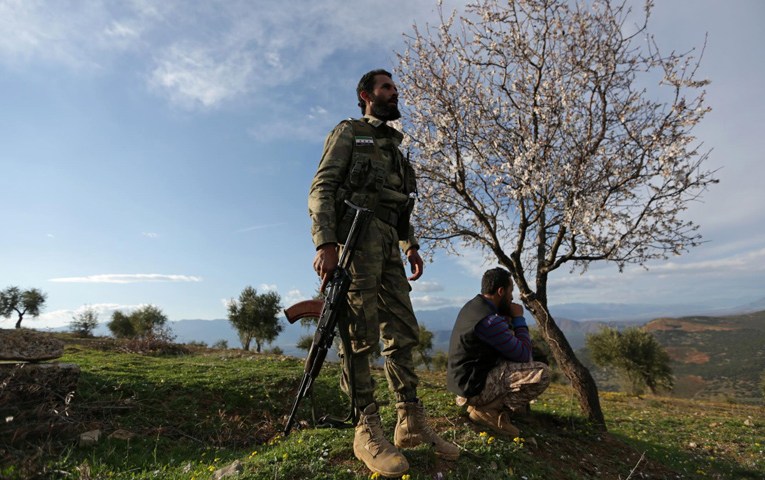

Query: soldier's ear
left=359, top=90, right=372, bottom=104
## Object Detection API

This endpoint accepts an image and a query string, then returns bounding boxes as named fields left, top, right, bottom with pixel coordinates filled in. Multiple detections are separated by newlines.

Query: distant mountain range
left=78, top=296, right=764, bottom=357
left=61, top=297, right=765, bottom=402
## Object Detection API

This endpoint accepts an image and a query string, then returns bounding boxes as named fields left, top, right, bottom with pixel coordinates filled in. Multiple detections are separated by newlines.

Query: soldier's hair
left=481, top=267, right=512, bottom=295
left=356, top=69, right=393, bottom=115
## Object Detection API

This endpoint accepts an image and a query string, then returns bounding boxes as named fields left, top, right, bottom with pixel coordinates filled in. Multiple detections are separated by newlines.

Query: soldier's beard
left=369, top=94, right=401, bottom=121
left=497, top=296, right=513, bottom=317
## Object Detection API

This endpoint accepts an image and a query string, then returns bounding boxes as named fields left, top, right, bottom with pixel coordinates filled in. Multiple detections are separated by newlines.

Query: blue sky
left=1, top=0, right=763, bottom=329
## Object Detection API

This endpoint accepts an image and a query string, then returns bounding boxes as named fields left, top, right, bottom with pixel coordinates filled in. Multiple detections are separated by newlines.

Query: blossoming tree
left=396, top=0, right=717, bottom=428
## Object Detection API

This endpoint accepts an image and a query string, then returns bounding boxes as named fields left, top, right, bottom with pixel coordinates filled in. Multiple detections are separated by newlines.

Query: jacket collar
left=363, top=114, right=385, bottom=127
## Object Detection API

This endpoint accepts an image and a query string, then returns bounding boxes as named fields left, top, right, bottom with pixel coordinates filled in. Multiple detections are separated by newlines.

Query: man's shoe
left=467, top=405, right=521, bottom=437
left=353, top=403, right=409, bottom=477
left=394, top=400, right=460, bottom=460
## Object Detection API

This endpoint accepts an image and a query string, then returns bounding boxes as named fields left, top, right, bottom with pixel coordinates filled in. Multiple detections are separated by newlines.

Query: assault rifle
left=283, top=200, right=373, bottom=436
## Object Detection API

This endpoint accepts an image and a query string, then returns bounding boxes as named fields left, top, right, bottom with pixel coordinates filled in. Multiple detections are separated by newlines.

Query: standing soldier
left=309, top=69, right=459, bottom=477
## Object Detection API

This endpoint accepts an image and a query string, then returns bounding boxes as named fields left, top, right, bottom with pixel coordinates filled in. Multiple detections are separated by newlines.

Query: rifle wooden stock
left=284, top=299, right=325, bottom=324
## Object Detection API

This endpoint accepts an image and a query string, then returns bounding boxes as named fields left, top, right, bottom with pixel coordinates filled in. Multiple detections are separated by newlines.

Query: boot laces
left=361, top=412, right=386, bottom=444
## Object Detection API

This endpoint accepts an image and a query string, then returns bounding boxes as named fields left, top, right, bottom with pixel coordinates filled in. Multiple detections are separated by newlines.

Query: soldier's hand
left=314, top=244, right=339, bottom=292
left=510, top=302, right=524, bottom=318
left=406, top=248, right=424, bottom=281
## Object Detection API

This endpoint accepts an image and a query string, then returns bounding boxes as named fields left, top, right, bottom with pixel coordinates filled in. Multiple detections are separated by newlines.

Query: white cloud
left=411, top=294, right=467, bottom=310
left=650, top=247, right=765, bottom=275
left=0, top=0, right=454, bottom=109
left=306, top=105, right=330, bottom=121
left=49, top=274, right=202, bottom=284
left=142, top=232, right=159, bottom=238
left=237, top=222, right=288, bottom=233
left=451, top=244, right=498, bottom=278
left=258, top=284, right=278, bottom=293
left=0, top=1, right=157, bottom=69
left=283, top=289, right=307, bottom=309
left=149, top=45, right=256, bottom=109
left=104, top=21, right=139, bottom=41
left=542, top=243, right=765, bottom=305
left=411, top=281, right=445, bottom=293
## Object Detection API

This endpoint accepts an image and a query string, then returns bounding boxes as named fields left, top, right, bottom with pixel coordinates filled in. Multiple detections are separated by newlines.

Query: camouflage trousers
left=456, top=361, right=550, bottom=411
left=338, top=219, right=419, bottom=408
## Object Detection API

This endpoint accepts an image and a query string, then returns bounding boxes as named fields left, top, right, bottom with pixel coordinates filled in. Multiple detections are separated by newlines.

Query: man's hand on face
left=313, top=243, right=339, bottom=293
left=406, top=248, right=424, bottom=281
left=509, top=302, right=524, bottom=318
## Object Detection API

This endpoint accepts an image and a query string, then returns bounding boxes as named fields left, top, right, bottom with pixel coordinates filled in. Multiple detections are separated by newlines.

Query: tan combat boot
left=353, top=403, right=409, bottom=477
left=467, top=405, right=520, bottom=437
left=394, top=400, right=460, bottom=460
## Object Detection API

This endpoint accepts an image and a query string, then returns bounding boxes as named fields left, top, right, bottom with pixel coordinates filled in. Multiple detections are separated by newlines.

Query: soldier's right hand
left=314, top=243, right=339, bottom=292
left=509, top=302, right=524, bottom=318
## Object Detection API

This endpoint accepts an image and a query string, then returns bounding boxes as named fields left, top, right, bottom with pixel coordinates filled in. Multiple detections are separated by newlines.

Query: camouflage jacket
left=308, top=115, right=418, bottom=252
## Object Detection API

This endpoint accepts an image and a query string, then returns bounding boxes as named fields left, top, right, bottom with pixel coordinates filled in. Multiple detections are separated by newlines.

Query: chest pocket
left=335, top=119, right=417, bottom=243
left=334, top=121, right=386, bottom=243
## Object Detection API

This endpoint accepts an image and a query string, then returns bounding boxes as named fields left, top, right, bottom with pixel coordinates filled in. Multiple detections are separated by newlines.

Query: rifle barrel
left=284, top=372, right=312, bottom=436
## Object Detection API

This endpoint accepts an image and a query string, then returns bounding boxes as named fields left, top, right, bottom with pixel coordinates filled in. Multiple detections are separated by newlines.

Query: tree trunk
left=525, top=296, right=607, bottom=430
left=15, top=315, right=23, bottom=329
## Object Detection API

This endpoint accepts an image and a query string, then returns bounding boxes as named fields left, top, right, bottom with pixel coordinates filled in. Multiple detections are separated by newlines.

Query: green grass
left=2, top=336, right=763, bottom=479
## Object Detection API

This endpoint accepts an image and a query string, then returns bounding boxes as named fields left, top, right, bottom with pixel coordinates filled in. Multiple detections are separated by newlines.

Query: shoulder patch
left=354, top=136, right=374, bottom=146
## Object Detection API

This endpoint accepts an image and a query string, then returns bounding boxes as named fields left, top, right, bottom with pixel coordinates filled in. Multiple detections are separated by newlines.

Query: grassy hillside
left=2, top=335, right=763, bottom=479
left=644, top=310, right=765, bottom=402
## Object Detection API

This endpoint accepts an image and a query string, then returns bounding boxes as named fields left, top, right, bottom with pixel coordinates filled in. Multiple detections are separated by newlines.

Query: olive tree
left=227, top=286, right=283, bottom=352
left=587, top=327, right=673, bottom=395
left=107, top=305, right=171, bottom=339
left=415, top=324, right=435, bottom=371
left=130, top=305, right=169, bottom=338
left=70, top=306, right=100, bottom=338
left=397, top=0, right=716, bottom=428
left=0, top=286, right=47, bottom=329
left=107, top=311, right=135, bottom=339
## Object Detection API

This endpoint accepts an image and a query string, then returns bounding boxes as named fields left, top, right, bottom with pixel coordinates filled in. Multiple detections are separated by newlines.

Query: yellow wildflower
left=402, top=475, right=411, bottom=480
left=370, top=473, right=380, bottom=479
left=479, top=431, right=488, bottom=438
left=487, top=436, right=495, bottom=445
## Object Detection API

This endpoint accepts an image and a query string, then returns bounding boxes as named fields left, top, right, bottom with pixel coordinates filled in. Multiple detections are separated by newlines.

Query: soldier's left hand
left=406, top=248, right=424, bottom=281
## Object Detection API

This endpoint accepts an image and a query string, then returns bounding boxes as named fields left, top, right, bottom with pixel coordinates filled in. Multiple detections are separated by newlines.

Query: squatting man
left=309, top=69, right=459, bottom=477
left=448, top=267, right=551, bottom=436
